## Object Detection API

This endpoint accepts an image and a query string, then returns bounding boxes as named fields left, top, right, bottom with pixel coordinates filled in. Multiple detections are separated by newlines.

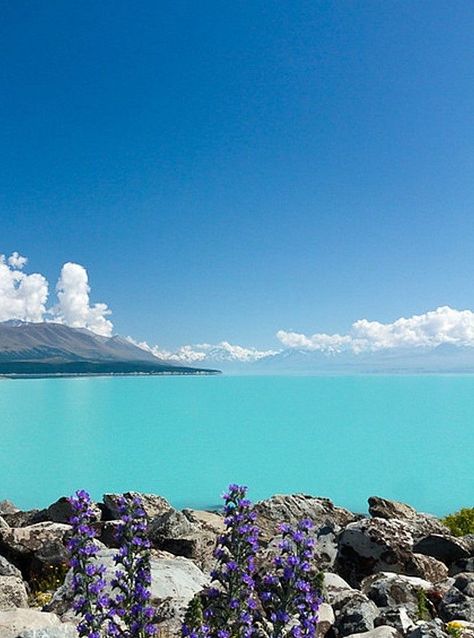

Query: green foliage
left=313, top=571, right=325, bottom=598
left=416, top=588, right=430, bottom=621
left=183, top=595, right=204, bottom=631
left=29, top=563, right=69, bottom=608
left=442, top=508, right=474, bottom=537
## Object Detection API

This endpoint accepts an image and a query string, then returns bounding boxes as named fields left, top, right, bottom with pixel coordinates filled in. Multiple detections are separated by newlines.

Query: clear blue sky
left=2, top=1, right=474, bottom=349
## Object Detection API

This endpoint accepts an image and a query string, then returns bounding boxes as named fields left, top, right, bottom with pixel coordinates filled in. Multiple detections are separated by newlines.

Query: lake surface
left=0, top=375, right=472, bottom=515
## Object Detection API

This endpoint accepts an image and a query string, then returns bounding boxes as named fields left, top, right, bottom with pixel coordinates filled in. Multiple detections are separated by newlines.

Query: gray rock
left=361, top=572, right=433, bottom=608
left=0, top=576, right=28, bottom=610
left=148, top=509, right=218, bottom=570
left=0, top=502, right=19, bottom=516
left=0, top=518, right=9, bottom=530
left=336, top=517, right=416, bottom=585
left=39, top=497, right=101, bottom=525
left=374, top=606, right=418, bottom=634
left=414, top=535, right=471, bottom=566
left=322, top=572, right=356, bottom=608
left=318, top=602, right=335, bottom=638
left=102, top=492, right=172, bottom=520
left=439, top=573, right=474, bottom=621
left=48, top=548, right=208, bottom=623
left=406, top=620, right=448, bottom=638
left=0, top=609, right=63, bottom=638
left=0, top=523, right=71, bottom=581
left=334, top=591, right=380, bottom=636
left=450, top=558, right=474, bottom=576
left=19, top=627, right=77, bottom=638
left=406, top=553, right=449, bottom=583
left=345, top=626, right=402, bottom=638
left=368, top=498, right=421, bottom=521
left=1, top=511, right=46, bottom=529
left=98, top=520, right=121, bottom=548
left=254, top=493, right=358, bottom=543
left=182, top=509, right=225, bottom=536
left=0, top=556, right=21, bottom=579
left=368, top=499, right=449, bottom=539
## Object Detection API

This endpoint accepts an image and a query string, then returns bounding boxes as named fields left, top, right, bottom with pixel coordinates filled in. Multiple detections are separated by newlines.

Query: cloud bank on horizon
left=2, top=252, right=474, bottom=361
left=132, top=305, right=474, bottom=363
left=0, top=252, right=113, bottom=336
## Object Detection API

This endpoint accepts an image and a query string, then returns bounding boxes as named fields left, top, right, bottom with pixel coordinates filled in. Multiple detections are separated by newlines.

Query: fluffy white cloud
left=54, top=262, right=113, bottom=337
left=127, top=337, right=278, bottom=363
left=7, top=252, right=28, bottom=269
left=277, top=306, right=474, bottom=353
left=276, top=330, right=352, bottom=353
left=0, top=253, right=49, bottom=322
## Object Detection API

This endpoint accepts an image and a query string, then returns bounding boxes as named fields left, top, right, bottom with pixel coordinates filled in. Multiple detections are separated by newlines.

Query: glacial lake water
left=0, top=374, right=472, bottom=515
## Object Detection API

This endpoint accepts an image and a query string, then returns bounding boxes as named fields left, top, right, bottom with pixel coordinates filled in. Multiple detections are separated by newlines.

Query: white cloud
left=54, top=262, right=113, bottom=337
left=276, top=330, right=352, bottom=353
left=277, top=306, right=474, bottom=354
left=0, top=253, right=49, bottom=322
left=127, top=337, right=278, bottom=363
left=7, top=252, right=28, bottom=269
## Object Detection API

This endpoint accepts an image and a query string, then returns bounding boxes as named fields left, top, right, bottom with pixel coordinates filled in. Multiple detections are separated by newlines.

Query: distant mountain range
left=179, top=342, right=474, bottom=374
left=0, top=321, right=219, bottom=376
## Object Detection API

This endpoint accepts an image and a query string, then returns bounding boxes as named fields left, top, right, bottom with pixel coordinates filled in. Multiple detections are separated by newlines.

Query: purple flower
left=110, top=494, right=158, bottom=637
left=67, top=490, right=111, bottom=637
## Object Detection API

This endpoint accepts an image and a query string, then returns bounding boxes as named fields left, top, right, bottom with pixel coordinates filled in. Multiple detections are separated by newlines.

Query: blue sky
left=2, top=1, right=474, bottom=351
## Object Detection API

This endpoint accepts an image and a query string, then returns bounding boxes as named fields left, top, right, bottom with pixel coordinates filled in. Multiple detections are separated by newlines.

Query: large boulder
left=0, top=523, right=71, bottom=578
left=336, top=518, right=416, bottom=585
left=374, top=606, right=418, bottom=634
left=0, top=575, right=28, bottom=610
left=148, top=509, right=217, bottom=570
left=1, top=511, right=47, bottom=528
left=406, top=553, right=449, bottom=583
left=38, top=497, right=101, bottom=525
left=368, top=498, right=421, bottom=521
left=414, top=536, right=471, bottom=566
left=0, top=609, right=65, bottom=638
left=0, top=556, right=22, bottom=579
left=101, top=492, right=172, bottom=521
left=255, top=494, right=357, bottom=538
left=361, top=572, right=433, bottom=608
left=406, top=620, right=448, bottom=638
left=48, top=548, right=208, bottom=628
left=334, top=591, right=380, bottom=636
left=439, top=573, right=474, bottom=621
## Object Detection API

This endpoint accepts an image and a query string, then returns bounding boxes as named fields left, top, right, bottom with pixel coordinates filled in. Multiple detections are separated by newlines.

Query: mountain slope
left=0, top=322, right=219, bottom=376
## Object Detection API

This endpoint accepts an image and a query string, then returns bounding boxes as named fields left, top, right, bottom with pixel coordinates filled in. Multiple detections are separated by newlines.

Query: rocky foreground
left=0, top=493, right=473, bottom=638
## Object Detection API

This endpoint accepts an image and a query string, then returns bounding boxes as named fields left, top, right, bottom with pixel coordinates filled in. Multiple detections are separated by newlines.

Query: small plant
left=446, top=621, right=464, bottom=638
left=442, top=508, right=474, bottom=537
left=416, top=588, right=430, bottom=621
left=29, top=563, right=69, bottom=608
left=183, top=595, right=205, bottom=634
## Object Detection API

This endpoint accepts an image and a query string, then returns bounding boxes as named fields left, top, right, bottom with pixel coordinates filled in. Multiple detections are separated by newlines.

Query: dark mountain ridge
left=0, top=322, right=219, bottom=376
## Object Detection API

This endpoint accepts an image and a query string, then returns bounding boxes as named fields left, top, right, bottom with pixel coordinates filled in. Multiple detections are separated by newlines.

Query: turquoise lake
left=0, top=375, right=472, bottom=515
